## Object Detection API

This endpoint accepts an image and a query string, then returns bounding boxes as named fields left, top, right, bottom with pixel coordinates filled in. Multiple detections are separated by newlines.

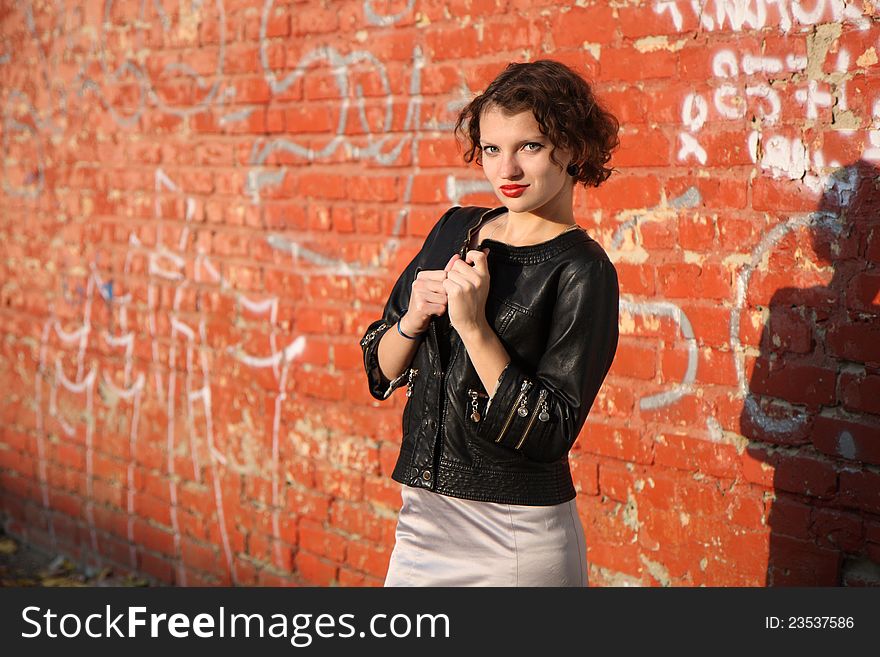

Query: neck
left=497, top=180, right=575, bottom=243
left=496, top=203, right=575, bottom=244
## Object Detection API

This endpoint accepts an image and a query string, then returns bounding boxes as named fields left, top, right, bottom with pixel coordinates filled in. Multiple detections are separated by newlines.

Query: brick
left=585, top=175, right=662, bottom=211
left=601, top=46, right=677, bottom=82
left=618, top=5, right=700, bottom=37
left=643, top=392, right=712, bottom=430
left=286, top=487, right=331, bottom=523
left=752, top=176, right=823, bottom=212
left=654, top=432, right=741, bottom=479
left=600, top=87, right=648, bottom=125
left=583, top=422, right=652, bottom=464
left=748, top=358, right=836, bottom=408
left=133, top=519, right=176, bottom=557
left=615, top=262, right=656, bottom=296
left=838, top=470, right=880, bottom=515
left=657, top=262, right=733, bottom=300
left=773, top=452, right=838, bottom=498
left=550, top=6, right=617, bottom=47
left=640, top=218, right=678, bottom=250
left=345, top=539, right=392, bottom=580
left=840, top=372, right=880, bottom=415
left=330, top=500, right=393, bottom=543
left=424, top=25, right=482, bottom=62
left=767, top=534, right=841, bottom=586
left=612, top=126, right=672, bottom=168
left=609, top=341, right=656, bottom=380
left=812, top=416, right=880, bottom=465
left=569, top=456, right=599, bottom=495
left=597, top=465, right=635, bottom=503
left=591, top=380, right=636, bottom=419
left=138, top=551, right=174, bottom=584
left=826, top=320, right=880, bottom=366
left=811, top=508, right=864, bottom=552
left=725, top=490, right=766, bottom=529
left=700, top=129, right=756, bottom=167
left=298, top=519, right=347, bottom=563
left=295, top=550, right=338, bottom=586
left=676, top=212, right=716, bottom=250
left=717, top=212, right=762, bottom=253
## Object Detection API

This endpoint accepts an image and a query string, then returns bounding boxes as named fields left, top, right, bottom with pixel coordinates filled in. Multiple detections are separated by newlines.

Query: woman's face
left=478, top=106, right=573, bottom=218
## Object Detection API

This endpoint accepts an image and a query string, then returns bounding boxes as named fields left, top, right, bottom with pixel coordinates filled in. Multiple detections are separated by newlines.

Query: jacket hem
left=392, top=457, right=577, bottom=506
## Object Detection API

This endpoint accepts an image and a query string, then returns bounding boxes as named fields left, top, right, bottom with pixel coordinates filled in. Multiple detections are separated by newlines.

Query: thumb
left=468, top=247, right=490, bottom=271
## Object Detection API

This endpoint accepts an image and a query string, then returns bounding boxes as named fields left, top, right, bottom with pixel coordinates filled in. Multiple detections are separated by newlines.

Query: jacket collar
left=458, top=206, right=590, bottom=265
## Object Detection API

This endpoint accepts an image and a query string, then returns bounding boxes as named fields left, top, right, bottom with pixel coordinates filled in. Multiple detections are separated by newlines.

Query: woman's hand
left=443, top=248, right=491, bottom=336
left=400, top=254, right=460, bottom=335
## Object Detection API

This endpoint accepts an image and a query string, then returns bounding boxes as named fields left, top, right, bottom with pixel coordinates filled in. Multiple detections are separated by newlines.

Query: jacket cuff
left=475, top=356, right=553, bottom=452
left=360, top=319, right=409, bottom=400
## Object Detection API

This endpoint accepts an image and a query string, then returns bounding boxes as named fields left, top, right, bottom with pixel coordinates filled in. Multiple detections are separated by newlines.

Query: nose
left=498, top=152, right=523, bottom=180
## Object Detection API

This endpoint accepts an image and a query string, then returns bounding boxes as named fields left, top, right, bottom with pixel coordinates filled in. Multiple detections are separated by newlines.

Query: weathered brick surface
left=1, top=0, right=879, bottom=587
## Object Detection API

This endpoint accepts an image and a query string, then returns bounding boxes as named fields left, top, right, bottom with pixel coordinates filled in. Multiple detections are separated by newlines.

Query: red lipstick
left=500, top=184, right=528, bottom=198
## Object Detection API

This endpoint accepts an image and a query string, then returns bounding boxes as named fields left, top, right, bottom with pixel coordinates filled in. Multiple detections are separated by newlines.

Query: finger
left=442, top=277, right=462, bottom=294
left=450, top=259, right=480, bottom=282
left=464, top=248, right=490, bottom=270
left=446, top=269, right=474, bottom=289
left=444, top=254, right=460, bottom=273
left=418, top=290, right=448, bottom=304
left=413, top=279, right=450, bottom=296
left=416, top=269, right=449, bottom=281
left=423, top=302, right=447, bottom=316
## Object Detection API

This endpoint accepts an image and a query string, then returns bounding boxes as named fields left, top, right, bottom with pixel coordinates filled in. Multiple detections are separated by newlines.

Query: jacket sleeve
left=359, top=206, right=461, bottom=401
left=475, top=257, right=619, bottom=462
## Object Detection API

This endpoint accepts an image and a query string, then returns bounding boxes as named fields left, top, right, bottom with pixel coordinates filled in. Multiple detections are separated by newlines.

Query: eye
left=480, top=143, right=543, bottom=155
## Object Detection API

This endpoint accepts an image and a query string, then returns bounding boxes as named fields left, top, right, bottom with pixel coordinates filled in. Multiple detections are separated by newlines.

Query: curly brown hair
left=454, top=60, right=620, bottom=188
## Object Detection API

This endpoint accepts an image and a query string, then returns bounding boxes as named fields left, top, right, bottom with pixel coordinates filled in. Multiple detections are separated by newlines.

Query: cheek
left=481, top=160, right=498, bottom=178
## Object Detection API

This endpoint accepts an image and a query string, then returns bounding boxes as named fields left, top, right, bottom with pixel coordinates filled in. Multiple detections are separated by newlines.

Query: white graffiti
left=674, top=40, right=875, bottom=194
left=86, top=0, right=229, bottom=126
left=620, top=299, right=699, bottom=411
left=730, top=166, right=859, bottom=435
left=655, top=0, right=874, bottom=32
left=32, top=166, right=316, bottom=583
left=610, top=188, right=703, bottom=413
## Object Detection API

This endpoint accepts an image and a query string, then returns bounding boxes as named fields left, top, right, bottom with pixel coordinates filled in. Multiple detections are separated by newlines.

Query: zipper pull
left=516, top=379, right=533, bottom=417
left=538, top=396, right=550, bottom=422
left=515, top=388, right=549, bottom=450
left=468, top=389, right=481, bottom=422
left=406, top=368, right=419, bottom=398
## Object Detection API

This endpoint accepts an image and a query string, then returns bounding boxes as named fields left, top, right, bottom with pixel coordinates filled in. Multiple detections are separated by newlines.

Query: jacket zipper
left=466, top=387, right=489, bottom=422
left=494, top=378, right=533, bottom=444
left=360, top=321, right=387, bottom=347
left=460, top=208, right=497, bottom=258
left=406, top=368, right=419, bottom=397
left=515, top=387, right=548, bottom=450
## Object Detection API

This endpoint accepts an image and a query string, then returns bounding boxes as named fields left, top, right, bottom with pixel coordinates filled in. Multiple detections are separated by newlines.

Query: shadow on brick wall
left=740, top=159, right=880, bottom=585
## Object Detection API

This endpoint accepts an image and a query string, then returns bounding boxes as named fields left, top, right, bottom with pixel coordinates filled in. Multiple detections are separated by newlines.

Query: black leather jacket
left=359, top=205, right=619, bottom=505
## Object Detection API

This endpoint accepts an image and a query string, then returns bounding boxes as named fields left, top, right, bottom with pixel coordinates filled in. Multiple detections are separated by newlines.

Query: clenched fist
left=399, top=254, right=461, bottom=336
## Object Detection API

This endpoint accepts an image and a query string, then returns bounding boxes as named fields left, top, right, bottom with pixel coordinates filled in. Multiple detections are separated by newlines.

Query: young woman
left=359, top=60, right=620, bottom=586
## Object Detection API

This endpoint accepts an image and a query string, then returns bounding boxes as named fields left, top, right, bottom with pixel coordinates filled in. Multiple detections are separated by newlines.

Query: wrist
left=399, top=312, right=427, bottom=338
left=458, top=318, right=491, bottom=343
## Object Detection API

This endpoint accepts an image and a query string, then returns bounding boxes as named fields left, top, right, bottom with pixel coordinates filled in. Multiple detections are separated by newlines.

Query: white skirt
left=384, top=484, right=588, bottom=587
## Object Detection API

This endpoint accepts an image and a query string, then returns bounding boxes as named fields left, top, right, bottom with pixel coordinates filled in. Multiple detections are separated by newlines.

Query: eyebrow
left=479, top=137, right=546, bottom=146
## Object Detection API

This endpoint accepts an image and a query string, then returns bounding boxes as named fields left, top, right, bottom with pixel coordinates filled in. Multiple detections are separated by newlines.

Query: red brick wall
left=1, top=0, right=879, bottom=586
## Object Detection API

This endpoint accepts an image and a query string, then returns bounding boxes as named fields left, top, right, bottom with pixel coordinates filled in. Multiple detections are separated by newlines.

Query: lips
left=500, top=184, right=528, bottom=198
